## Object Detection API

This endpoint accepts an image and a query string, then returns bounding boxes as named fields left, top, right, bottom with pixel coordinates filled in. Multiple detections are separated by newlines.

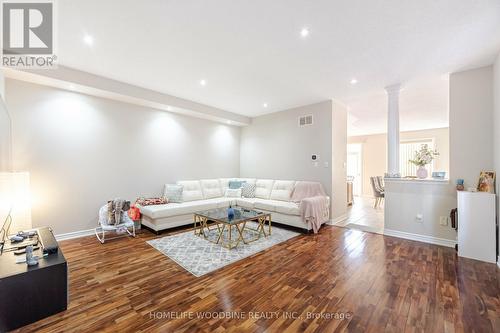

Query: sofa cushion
left=177, top=180, right=203, bottom=202
left=235, top=198, right=256, bottom=209
left=252, top=199, right=300, bottom=215
left=202, top=197, right=234, bottom=208
left=253, top=198, right=276, bottom=212
left=274, top=201, right=300, bottom=215
left=139, top=200, right=218, bottom=219
left=241, top=183, right=256, bottom=198
left=200, top=179, right=222, bottom=199
left=163, top=184, right=183, bottom=203
left=270, top=180, right=296, bottom=201
left=219, top=178, right=235, bottom=192
left=255, top=179, right=275, bottom=199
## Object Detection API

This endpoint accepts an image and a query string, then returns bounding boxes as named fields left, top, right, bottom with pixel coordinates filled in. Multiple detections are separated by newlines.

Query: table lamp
left=0, top=172, right=32, bottom=235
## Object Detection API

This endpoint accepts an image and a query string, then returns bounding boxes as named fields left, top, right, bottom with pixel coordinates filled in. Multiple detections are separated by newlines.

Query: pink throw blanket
left=300, top=196, right=329, bottom=233
left=291, top=181, right=326, bottom=201
left=291, top=182, right=329, bottom=233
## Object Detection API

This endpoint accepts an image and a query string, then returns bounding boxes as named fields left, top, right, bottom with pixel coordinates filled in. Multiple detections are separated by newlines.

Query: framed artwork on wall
left=477, top=171, right=496, bottom=193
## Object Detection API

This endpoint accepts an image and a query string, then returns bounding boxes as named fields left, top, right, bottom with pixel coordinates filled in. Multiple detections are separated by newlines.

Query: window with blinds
left=399, top=139, right=434, bottom=177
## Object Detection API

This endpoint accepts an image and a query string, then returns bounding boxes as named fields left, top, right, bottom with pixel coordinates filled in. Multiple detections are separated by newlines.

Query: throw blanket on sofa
left=300, top=196, right=329, bottom=233
left=291, top=181, right=329, bottom=233
left=291, top=181, right=327, bottom=201
left=136, top=197, right=168, bottom=206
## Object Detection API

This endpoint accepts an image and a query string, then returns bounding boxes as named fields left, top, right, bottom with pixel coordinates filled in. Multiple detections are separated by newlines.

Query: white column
left=385, top=84, right=402, bottom=178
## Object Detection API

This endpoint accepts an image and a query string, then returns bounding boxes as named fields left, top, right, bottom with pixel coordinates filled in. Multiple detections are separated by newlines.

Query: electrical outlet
left=416, top=214, right=423, bottom=223
left=439, top=216, right=449, bottom=226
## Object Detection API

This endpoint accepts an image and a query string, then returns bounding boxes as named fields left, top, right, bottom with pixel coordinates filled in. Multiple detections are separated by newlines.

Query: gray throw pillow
left=241, top=183, right=256, bottom=198
left=164, top=184, right=183, bottom=203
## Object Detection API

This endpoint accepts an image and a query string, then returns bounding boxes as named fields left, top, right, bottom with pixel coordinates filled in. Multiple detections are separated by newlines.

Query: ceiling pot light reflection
left=83, top=35, right=94, bottom=46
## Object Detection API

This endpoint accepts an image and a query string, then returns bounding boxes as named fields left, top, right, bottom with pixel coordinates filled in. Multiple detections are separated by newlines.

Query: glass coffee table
left=193, top=207, right=271, bottom=249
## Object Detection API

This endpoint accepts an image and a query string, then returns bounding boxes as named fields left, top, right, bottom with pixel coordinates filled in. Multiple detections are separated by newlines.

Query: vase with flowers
left=409, top=144, right=439, bottom=179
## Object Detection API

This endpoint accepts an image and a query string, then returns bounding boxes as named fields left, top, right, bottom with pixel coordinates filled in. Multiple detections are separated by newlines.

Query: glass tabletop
left=195, top=207, right=267, bottom=224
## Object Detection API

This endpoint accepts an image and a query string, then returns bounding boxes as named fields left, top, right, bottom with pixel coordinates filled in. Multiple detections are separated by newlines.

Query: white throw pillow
left=225, top=188, right=242, bottom=198
left=164, top=184, right=183, bottom=203
left=176, top=180, right=203, bottom=202
left=270, top=180, right=296, bottom=201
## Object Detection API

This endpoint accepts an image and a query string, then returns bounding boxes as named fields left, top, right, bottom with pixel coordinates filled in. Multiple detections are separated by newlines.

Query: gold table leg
left=194, top=215, right=211, bottom=239
left=235, top=222, right=247, bottom=245
left=193, top=214, right=200, bottom=236
left=216, top=224, right=225, bottom=244
left=268, top=214, right=272, bottom=236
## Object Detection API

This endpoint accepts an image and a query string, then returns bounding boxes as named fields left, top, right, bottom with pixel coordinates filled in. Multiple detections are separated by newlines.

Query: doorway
left=347, top=143, right=362, bottom=196
left=343, top=142, right=384, bottom=234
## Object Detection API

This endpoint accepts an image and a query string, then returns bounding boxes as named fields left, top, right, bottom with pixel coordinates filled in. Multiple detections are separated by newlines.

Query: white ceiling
left=347, top=75, right=451, bottom=136
left=56, top=0, right=500, bottom=134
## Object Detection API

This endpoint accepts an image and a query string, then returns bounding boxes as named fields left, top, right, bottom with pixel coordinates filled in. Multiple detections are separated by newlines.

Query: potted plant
left=409, top=144, right=439, bottom=179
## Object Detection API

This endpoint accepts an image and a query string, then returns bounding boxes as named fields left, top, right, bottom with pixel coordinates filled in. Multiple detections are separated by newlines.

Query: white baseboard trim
left=328, top=214, right=348, bottom=226
left=55, top=228, right=95, bottom=241
left=383, top=228, right=456, bottom=248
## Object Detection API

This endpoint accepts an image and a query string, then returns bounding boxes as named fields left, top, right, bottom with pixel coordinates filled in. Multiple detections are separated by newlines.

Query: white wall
left=349, top=128, right=450, bottom=197
left=0, top=71, right=4, bottom=99
left=6, top=79, right=241, bottom=234
left=240, top=100, right=347, bottom=220
left=385, top=180, right=457, bottom=244
left=450, top=66, right=494, bottom=188
left=331, top=101, right=348, bottom=221
left=384, top=65, right=494, bottom=243
left=0, top=71, right=11, bottom=172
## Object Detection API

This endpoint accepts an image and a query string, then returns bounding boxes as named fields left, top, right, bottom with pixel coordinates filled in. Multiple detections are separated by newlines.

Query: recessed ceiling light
left=226, top=120, right=232, bottom=124
left=166, top=106, right=172, bottom=111
left=350, top=78, right=358, bottom=85
left=83, top=34, right=94, bottom=46
left=263, top=103, right=268, bottom=108
left=68, top=84, right=75, bottom=90
left=300, top=28, right=310, bottom=37
left=199, top=79, right=207, bottom=86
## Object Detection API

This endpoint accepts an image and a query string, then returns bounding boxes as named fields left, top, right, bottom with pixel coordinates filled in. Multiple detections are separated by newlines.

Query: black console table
left=0, top=236, right=67, bottom=332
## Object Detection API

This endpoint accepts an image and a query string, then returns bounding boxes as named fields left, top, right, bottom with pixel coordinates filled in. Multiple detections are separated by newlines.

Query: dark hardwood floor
left=13, top=225, right=500, bottom=333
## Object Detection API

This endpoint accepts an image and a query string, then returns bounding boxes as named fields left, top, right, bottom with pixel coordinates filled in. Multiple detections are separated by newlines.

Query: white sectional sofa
left=138, top=178, right=330, bottom=233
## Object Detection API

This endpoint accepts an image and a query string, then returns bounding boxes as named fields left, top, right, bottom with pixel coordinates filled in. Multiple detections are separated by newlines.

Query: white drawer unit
left=457, top=191, right=496, bottom=263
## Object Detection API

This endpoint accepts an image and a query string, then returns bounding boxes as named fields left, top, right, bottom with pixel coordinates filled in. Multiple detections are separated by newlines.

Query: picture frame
left=477, top=171, right=496, bottom=193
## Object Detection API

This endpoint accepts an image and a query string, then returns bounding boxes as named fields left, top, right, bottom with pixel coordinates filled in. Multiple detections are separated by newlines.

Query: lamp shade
left=0, top=172, right=32, bottom=233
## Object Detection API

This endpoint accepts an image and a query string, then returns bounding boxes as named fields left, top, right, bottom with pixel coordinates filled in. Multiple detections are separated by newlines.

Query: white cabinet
left=457, top=191, right=496, bottom=263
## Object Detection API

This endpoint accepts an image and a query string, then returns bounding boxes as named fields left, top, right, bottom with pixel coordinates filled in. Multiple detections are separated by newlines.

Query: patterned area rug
left=147, top=222, right=299, bottom=277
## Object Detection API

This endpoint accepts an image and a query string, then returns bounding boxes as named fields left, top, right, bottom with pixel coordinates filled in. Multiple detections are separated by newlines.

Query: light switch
left=324, top=162, right=329, bottom=168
